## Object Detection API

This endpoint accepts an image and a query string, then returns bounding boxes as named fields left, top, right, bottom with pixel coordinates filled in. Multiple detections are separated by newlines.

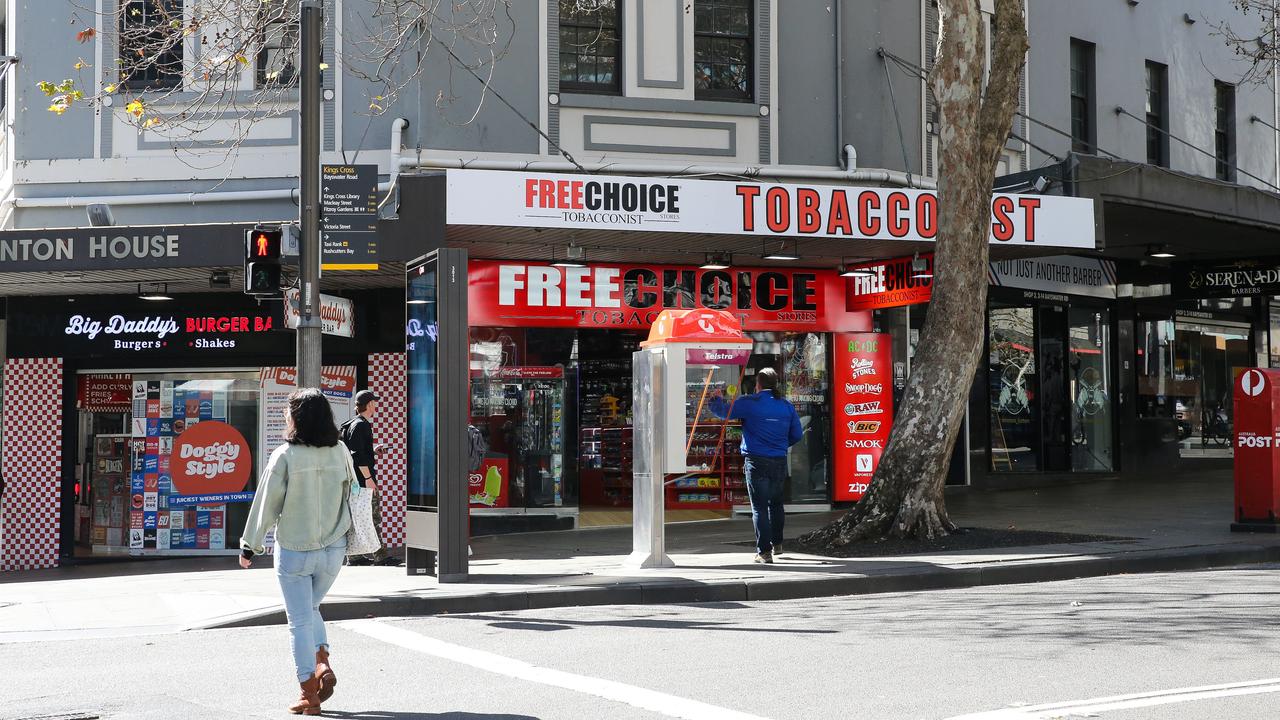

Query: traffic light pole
left=297, top=0, right=323, bottom=389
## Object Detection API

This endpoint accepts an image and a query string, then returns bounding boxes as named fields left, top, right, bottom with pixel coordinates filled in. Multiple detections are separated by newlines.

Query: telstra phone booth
left=627, top=309, right=754, bottom=568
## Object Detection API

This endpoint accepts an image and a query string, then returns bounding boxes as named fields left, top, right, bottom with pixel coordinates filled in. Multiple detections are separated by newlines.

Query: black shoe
left=377, top=556, right=403, bottom=567
left=772, top=544, right=783, bottom=557
left=346, top=557, right=373, bottom=566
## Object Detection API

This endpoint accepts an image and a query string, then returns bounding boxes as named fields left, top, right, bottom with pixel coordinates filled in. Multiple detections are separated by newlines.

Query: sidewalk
left=3, top=469, right=1277, bottom=641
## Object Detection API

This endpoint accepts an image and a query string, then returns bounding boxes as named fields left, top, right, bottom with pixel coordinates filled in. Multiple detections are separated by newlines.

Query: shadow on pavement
left=322, top=707, right=537, bottom=712
left=435, top=611, right=839, bottom=635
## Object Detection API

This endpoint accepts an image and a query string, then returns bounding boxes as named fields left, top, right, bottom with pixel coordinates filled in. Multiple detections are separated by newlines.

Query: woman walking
left=240, top=388, right=355, bottom=715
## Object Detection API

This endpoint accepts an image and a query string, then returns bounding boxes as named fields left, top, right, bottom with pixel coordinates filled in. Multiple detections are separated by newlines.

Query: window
left=1145, top=61, right=1168, bottom=167
left=1069, top=39, right=1095, bottom=153
left=256, top=4, right=298, bottom=88
left=120, top=0, right=184, bottom=91
left=1215, top=81, right=1236, bottom=181
left=695, top=0, right=753, bottom=101
left=558, top=0, right=621, bottom=94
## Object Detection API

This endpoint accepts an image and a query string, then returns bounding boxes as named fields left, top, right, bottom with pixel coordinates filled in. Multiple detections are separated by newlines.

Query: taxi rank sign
left=321, top=164, right=379, bottom=270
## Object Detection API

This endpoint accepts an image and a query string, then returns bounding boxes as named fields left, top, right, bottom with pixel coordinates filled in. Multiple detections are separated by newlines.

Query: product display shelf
left=665, top=421, right=744, bottom=510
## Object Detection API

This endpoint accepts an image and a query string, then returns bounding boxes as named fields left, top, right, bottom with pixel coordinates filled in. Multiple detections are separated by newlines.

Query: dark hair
left=285, top=388, right=340, bottom=447
left=756, top=367, right=780, bottom=396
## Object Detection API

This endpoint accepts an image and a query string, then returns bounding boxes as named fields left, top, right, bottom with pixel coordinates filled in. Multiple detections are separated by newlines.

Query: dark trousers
left=744, top=455, right=787, bottom=555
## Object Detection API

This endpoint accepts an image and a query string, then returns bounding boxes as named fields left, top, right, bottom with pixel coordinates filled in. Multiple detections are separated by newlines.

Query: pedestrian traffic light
left=244, top=226, right=283, bottom=296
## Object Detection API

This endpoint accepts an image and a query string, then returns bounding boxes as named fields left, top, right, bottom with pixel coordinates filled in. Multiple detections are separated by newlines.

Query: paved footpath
left=3, top=470, right=1278, bottom=641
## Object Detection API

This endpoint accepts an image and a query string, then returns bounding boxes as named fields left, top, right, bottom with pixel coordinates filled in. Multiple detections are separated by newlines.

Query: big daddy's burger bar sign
left=469, top=261, right=871, bottom=331
left=446, top=169, right=1095, bottom=248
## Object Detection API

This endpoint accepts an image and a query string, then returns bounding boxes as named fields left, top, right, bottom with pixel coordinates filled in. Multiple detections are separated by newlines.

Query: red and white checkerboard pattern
left=1, top=358, right=64, bottom=572
left=368, top=353, right=406, bottom=549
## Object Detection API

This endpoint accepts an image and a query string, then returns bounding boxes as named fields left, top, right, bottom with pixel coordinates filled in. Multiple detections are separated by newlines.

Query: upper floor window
left=1145, top=61, right=1168, bottom=167
left=1215, top=81, right=1236, bottom=182
left=120, top=0, right=184, bottom=92
left=1069, top=39, right=1095, bottom=153
left=256, top=4, right=299, bottom=88
left=559, top=0, right=621, bottom=94
left=694, top=0, right=752, bottom=101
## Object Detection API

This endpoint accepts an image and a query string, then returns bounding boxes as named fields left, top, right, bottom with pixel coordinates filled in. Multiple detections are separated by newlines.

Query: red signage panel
left=832, top=333, right=894, bottom=502
left=77, top=373, right=133, bottom=412
left=845, top=253, right=934, bottom=311
left=468, top=261, right=871, bottom=332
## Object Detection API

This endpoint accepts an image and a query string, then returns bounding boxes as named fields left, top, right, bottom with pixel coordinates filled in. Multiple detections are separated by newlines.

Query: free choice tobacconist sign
left=446, top=169, right=1095, bottom=247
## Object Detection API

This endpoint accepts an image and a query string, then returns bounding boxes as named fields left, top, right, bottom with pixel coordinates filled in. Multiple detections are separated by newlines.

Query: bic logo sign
left=1241, top=369, right=1267, bottom=398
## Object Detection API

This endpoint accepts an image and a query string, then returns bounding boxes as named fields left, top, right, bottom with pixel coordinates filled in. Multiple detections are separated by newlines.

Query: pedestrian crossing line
left=944, top=677, right=1280, bottom=719
left=342, top=619, right=774, bottom=720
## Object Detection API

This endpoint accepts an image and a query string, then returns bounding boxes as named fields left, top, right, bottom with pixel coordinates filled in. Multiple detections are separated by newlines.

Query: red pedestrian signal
left=244, top=226, right=283, bottom=296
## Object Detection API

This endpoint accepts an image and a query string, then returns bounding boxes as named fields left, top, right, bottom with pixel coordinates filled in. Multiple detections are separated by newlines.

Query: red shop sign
left=77, top=373, right=134, bottom=412
left=832, top=332, right=894, bottom=502
left=468, top=261, right=871, bottom=332
left=845, top=254, right=934, bottom=311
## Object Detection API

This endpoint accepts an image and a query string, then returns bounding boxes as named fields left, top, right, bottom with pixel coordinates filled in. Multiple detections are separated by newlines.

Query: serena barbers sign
left=1173, top=259, right=1280, bottom=299
left=0, top=223, right=262, bottom=271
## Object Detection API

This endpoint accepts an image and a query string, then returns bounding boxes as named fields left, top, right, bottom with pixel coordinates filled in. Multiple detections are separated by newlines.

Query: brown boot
left=288, top=674, right=323, bottom=715
left=315, top=648, right=337, bottom=702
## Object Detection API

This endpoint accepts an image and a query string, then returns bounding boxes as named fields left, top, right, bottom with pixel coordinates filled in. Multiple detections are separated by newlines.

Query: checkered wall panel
left=1, top=358, right=64, bottom=572
left=367, top=353, right=406, bottom=549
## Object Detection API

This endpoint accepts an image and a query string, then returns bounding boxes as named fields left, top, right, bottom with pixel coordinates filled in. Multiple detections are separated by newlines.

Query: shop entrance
left=987, top=299, right=1116, bottom=473
left=1173, top=319, right=1251, bottom=459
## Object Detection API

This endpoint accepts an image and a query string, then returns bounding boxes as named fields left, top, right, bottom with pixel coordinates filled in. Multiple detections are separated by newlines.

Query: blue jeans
left=744, top=455, right=787, bottom=555
left=276, top=537, right=347, bottom=682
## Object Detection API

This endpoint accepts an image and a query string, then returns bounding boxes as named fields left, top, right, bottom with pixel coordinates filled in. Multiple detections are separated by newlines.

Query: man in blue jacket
left=709, top=367, right=803, bottom=564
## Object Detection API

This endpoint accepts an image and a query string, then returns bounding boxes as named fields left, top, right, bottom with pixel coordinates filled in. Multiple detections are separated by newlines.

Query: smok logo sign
left=844, top=438, right=884, bottom=449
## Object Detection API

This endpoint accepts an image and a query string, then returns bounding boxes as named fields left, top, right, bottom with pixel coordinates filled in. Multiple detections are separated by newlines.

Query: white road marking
left=945, top=677, right=1280, bottom=719
left=343, top=618, right=773, bottom=720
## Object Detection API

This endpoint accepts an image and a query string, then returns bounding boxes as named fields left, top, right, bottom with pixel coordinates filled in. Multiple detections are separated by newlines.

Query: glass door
left=989, top=305, right=1039, bottom=472
left=1174, top=320, right=1251, bottom=458
left=1069, top=307, right=1114, bottom=471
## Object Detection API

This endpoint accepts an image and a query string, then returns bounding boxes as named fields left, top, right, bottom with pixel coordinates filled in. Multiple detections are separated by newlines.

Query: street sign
left=321, top=164, right=379, bottom=270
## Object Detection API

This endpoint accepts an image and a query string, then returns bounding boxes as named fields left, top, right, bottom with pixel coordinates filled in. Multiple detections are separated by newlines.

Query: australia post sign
left=446, top=169, right=1095, bottom=248
left=832, top=333, right=894, bottom=502
left=469, top=260, right=871, bottom=332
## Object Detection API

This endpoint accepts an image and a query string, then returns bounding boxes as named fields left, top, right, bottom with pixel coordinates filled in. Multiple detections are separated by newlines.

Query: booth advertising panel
left=832, top=333, right=894, bottom=502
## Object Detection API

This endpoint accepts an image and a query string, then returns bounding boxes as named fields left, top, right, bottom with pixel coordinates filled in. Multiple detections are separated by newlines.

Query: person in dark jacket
left=709, top=367, right=803, bottom=564
left=340, top=390, right=398, bottom=566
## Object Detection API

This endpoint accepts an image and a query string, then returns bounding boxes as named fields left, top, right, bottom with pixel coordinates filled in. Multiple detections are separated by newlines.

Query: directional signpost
left=321, top=164, right=379, bottom=270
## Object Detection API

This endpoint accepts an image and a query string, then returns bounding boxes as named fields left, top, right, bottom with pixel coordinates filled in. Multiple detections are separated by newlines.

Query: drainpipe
left=379, top=117, right=410, bottom=216
left=835, top=0, right=845, bottom=168
left=844, top=143, right=858, bottom=170
left=1274, top=11, right=1278, bottom=187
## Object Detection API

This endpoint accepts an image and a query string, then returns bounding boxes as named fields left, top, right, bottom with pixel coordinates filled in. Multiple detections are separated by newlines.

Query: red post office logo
left=171, top=421, right=251, bottom=496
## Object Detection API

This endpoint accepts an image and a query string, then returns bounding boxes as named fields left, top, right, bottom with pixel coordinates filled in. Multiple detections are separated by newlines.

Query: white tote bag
left=343, top=452, right=381, bottom=556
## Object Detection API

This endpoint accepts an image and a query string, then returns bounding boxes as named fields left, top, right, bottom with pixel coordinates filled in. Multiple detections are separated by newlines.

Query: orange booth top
left=640, top=309, right=755, bottom=347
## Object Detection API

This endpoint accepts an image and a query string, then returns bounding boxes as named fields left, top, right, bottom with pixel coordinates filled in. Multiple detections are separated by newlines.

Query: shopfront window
left=1174, top=319, right=1251, bottom=458
left=1069, top=307, right=1113, bottom=471
left=989, top=306, right=1039, bottom=471
left=80, top=371, right=260, bottom=555
left=407, top=265, right=438, bottom=509
left=1136, top=316, right=1176, bottom=418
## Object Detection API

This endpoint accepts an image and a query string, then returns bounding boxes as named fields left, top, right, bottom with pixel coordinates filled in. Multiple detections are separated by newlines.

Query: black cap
left=355, top=389, right=379, bottom=405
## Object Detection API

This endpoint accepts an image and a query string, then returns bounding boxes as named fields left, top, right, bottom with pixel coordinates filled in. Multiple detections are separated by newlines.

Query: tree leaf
left=75, top=27, right=96, bottom=44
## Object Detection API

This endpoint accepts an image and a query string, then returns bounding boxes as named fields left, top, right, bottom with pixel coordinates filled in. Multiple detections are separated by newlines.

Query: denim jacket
left=240, top=442, right=354, bottom=555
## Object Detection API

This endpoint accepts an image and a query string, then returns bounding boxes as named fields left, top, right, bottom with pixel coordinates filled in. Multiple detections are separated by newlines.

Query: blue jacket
left=708, top=391, right=803, bottom=458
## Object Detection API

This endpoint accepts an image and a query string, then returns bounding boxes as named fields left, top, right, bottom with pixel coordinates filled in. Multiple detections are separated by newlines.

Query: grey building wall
left=777, top=0, right=839, bottom=167
left=1026, top=0, right=1278, bottom=189
left=839, top=0, right=924, bottom=174
left=13, top=0, right=95, bottom=161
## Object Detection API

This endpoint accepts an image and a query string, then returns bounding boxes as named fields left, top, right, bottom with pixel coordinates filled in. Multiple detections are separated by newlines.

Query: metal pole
left=297, top=0, right=323, bottom=388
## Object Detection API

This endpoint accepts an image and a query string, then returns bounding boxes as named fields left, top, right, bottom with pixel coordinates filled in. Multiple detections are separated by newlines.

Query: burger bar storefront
left=425, top=169, right=1098, bottom=533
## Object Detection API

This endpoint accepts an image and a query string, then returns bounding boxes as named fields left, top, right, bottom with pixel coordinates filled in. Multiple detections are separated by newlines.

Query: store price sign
left=832, top=332, right=894, bottom=502
left=321, top=164, right=380, bottom=271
